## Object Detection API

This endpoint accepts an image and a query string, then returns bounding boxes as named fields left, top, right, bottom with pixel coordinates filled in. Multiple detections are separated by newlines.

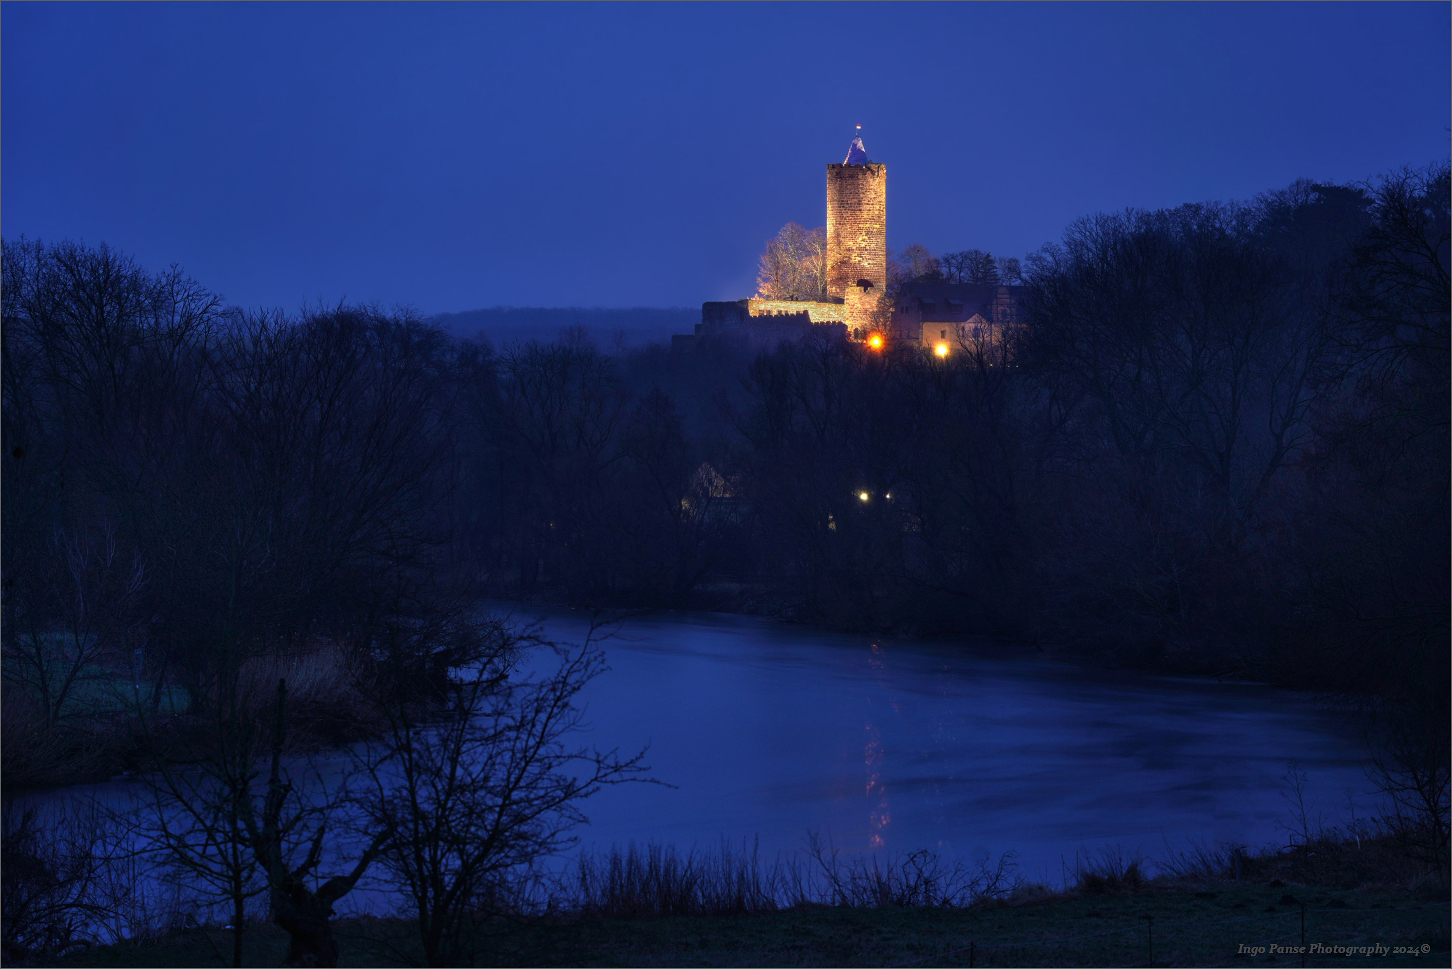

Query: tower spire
left=844, top=124, right=868, bottom=166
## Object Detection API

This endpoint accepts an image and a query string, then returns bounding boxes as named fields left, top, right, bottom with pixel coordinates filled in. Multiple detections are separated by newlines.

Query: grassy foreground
left=49, top=881, right=1448, bottom=968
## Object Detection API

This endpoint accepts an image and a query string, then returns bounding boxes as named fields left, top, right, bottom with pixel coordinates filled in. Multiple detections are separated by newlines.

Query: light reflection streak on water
left=864, top=642, right=891, bottom=848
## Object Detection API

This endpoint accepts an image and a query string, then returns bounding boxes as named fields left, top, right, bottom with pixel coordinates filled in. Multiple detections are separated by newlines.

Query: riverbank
left=48, top=875, right=1449, bottom=967
left=2, top=638, right=401, bottom=793
left=0, top=594, right=1357, bottom=797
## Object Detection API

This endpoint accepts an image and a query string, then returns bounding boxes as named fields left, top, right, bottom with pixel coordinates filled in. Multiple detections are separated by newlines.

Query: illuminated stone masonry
left=744, top=298, right=847, bottom=323
left=826, top=162, right=887, bottom=302
left=827, top=135, right=887, bottom=333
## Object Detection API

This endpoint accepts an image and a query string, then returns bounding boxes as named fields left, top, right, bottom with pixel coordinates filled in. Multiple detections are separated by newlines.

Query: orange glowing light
left=866, top=332, right=884, bottom=349
left=858, top=491, right=870, bottom=502
left=934, top=342, right=949, bottom=357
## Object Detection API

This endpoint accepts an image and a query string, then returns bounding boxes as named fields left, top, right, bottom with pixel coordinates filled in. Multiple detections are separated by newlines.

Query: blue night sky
left=3, top=2, right=1447, bottom=315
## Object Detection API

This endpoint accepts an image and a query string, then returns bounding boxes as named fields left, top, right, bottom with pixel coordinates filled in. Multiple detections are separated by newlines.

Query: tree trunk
left=273, top=883, right=340, bottom=968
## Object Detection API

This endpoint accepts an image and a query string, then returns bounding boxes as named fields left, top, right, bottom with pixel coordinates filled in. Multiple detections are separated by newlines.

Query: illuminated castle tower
left=686, top=129, right=885, bottom=349
left=827, top=130, right=887, bottom=332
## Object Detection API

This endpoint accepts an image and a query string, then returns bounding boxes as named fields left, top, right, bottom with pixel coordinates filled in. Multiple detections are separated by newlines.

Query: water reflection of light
left=864, top=643, right=892, bottom=849
left=869, top=644, right=904, bottom=714
left=864, top=719, right=889, bottom=848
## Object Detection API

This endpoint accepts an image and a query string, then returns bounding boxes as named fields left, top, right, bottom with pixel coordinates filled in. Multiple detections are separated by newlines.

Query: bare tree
left=1, top=802, right=130, bottom=964
left=937, top=250, right=970, bottom=284
left=1332, top=164, right=1449, bottom=444
left=938, top=249, right=999, bottom=284
left=358, top=618, right=650, bottom=966
left=1366, top=703, right=1450, bottom=883
left=251, top=680, right=394, bottom=968
left=617, top=388, right=726, bottom=601
left=1022, top=203, right=1330, bottom=517
left=964, top=249, right=1000, bottom=285
left=2, top=524, right=147, bottom=729
left=999, top=256, right=1023, bottom=284
left=138, top=674, right=394, bottom=968
left=486, top=334, right=631, bottom=595
left=136, top=668, right=275, bottom=969
left=896, top=244, right=938, bottom=282
left=2, top=238, right=224, bottom=737
left=756, top=223, right=827, bottom=301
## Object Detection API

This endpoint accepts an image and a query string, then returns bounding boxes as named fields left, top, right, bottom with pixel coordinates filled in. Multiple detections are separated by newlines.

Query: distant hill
left=431, top=306, right=698, bottom=350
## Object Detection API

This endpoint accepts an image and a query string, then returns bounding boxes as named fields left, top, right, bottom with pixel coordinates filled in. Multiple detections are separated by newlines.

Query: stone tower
left=826, top=135, right=886, bottom=332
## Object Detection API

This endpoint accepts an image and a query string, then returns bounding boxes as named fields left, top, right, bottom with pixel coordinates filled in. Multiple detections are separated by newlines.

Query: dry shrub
left=1069, top=845, right=1147, bottom=895
left=0, top=683, right=127, bottom=788
left=1365, top=709, right=1451, bottom=887
left=570, top=834, right=1018, bottom=917
left=1159, top=824, right=1435, bottom=892
left=0, top=800, right=195, bottom=961
left=1003, top=881, right=1058, bottom=905
left=1, top=686, right=63, bottom=788
left=233, top=641, right=374, bottom=744
left=1245, top=828, right=1432, bottom=891
left=803, top=831, right=1017, bottom=908
left=1, top=803, right=117, bottom=963
left=1156, top=839, right=1246, bottom=882
left=573, top=840, right=781, bottom=917
left=236, top=641, right=355, bottom=708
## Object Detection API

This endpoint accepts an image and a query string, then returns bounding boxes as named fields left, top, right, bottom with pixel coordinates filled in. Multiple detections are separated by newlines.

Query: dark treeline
left=3, top=165, right=1446, bottom=771
left=1, top=252, right=470, bottom=758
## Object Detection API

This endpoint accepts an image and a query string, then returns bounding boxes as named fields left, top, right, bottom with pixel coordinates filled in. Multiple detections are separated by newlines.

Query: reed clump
left=1068, top=845, right=1148, bottom=895
left=568, top=834, right=1018, bottom=917
left=233, top=640, right=377, bottom=746
left=1158, top=825, right=1439, bottom=893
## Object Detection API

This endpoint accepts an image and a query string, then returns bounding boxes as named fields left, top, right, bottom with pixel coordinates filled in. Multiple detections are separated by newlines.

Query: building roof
left=843, top=137, right=868, bottom=166
left=894, top=280, right=1026, bottom=325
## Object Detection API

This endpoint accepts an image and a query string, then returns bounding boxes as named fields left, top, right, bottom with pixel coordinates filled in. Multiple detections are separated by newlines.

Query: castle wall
left=826, top=163, right=887, bottom=304
left=842, top=288, right=882, bottom=338
left=696, top=300, right=848, bottom=350
left=745, top=298, right=847, bottom=324
left=700, top=301, right=752, bottom=328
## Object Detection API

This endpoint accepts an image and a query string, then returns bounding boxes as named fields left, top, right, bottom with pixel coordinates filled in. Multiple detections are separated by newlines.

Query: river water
left=527, top=609, right=1371, bottom=884
left=23, top=608, right=1374, bottom=929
